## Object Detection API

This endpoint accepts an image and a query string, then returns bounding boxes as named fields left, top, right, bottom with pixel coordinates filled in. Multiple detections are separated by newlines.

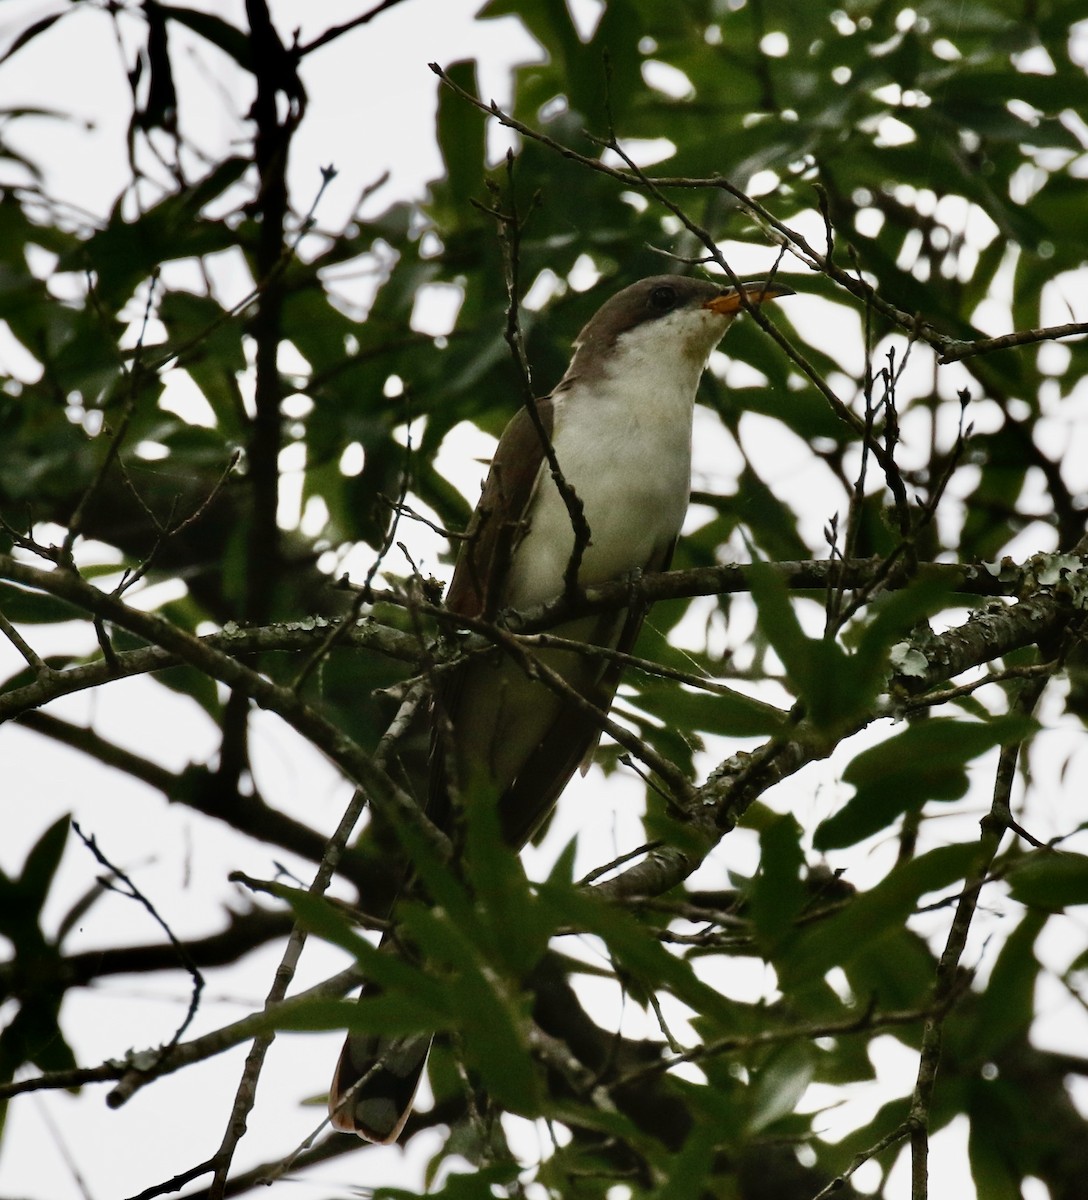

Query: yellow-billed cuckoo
left=329, top=273, right=792, bottom=1142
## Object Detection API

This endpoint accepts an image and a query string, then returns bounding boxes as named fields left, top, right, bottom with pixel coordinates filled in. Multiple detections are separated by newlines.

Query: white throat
left=503, top=308, right=733, bottom=610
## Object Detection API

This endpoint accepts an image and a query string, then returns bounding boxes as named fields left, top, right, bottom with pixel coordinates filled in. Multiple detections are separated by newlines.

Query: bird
left=328, top=272, right=793, bottom=1142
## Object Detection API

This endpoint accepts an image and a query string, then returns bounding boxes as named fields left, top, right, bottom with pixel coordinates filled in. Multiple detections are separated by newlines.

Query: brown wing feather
left=429, top=400, right=552, bottom=832
left=494, top=539, right=676, bottom=847
left=444, top=401, right=552, bottom=619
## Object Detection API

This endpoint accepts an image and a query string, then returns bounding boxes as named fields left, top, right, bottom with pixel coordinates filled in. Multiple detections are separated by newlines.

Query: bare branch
left=907, top=666, right=1053, bottom=1196
left=938, top=321, right=1088, bottom=363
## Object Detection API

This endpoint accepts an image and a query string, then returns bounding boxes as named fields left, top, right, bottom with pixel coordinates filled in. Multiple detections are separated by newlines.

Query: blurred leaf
left=815, top=715, right=1037, bottom=851
left=748, top=561, right=885, bottom=735
left=539, top=881, right=738, bottom=1031
left=15, top=814, right=69, bottom=908
left=462, top=786, right=555, bottom=975
left=966, top=908, right=1045, bottom=1059
left=136, top=1, right=177, bottom=135
left=0, top=815, right=69, bottom=940
left=165, top=6, right=252, bottom=69
left=749, top=815, right=806, bottom=953
left=746, top=1041, right=816, bottom=1134
left=1008, top=852, right=1088, bottom=910
left=74, top=158, right=246, bottom=305
left=271, top=995, right=440, bottom=1039
left=628, top=675, right=788, bottom=739
left=843, top=927, right=934, bottom=1021
left=781, top=843, right=978, bottom=987
left=436, top=60, right=485, bottom=210
left=0, top=815, right=75, bottom=1138
left=285, top=891, right=451, bottom=1018
left=158, top=291, right=246, bottom=435
left=818, top=1094, right=911, bottom=1182
left=0, top=11, right=67, bottom=67
left=734, top=464, right=809, bottom=561
left=375, top=1163, right=519, bottom=1200
left=656, top=1121, right=719, bottom=1200
left=966, top=1077, right=1033, bottom=1199
left=0, top=583, right=83, bottom=624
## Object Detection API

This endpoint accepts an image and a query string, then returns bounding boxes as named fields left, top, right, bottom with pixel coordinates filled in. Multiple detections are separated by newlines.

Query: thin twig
left=62, top=272, right=162, bottom=566
left=619, top=1003, right=938, bottom=1087
left=0, top=610, right=49, bottom=673
left=429, top=63, right=1088, bottom=372
left=485, top=153, right=591, bottom=600
left=71, top=821, right=205, bottom=1056
left=810, top=1122, right=912, bottom=1200
left=907, top=667, right=1053, bottom=1198
left=938, top=320, right=1088, bottom=363
left=0, top=552, right=1053, bottom=728
left=291, top=398, right=416, bottom=693
left=0, top=552, right=443, bottom=857
left=114, top=449, right=242, bottom=598
left=294, top=0, right=411, bottom=56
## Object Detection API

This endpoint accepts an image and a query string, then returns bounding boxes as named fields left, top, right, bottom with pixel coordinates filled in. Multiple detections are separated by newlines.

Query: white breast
left=503, top=308, right=722, bottom=611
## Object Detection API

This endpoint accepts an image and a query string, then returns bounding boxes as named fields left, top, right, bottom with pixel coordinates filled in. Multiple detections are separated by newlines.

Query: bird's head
left=564, top=273, right=794, bottom=390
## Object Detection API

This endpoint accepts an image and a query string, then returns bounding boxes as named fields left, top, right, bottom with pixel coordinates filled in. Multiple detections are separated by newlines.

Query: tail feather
left=328, top=1030, right=433, bottom=1143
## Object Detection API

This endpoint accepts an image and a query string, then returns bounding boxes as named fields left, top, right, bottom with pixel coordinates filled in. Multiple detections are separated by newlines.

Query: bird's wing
left=426, top=401, right=553, bottom=831
left=444, top=400, right=554, bottom=620
left=493, top=535, right=675, bottom=848
left=434, top=396, right=679, bottom=848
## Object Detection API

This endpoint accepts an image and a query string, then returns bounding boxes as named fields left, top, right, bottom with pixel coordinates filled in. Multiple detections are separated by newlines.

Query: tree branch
left=0, top=554, right=446, bottom=860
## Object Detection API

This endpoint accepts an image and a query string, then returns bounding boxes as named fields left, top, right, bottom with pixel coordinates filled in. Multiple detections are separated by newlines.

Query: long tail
left=328, top=1026, right=434, bottom=1142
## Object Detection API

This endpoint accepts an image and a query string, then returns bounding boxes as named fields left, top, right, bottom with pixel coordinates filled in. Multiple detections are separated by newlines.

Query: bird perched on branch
left=329, top=272, right=793, bottom=1142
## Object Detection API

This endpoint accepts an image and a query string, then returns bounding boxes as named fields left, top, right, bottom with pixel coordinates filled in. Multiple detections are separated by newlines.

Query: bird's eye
left=649, top=284, right=678, bottom=311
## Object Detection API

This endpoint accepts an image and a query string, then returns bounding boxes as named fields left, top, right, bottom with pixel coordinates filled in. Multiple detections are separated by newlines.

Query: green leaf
left=628, top=675, right=788, bottom=739
left=747, top=559, right=817, bottom=689
left=284, top=890, right=449, bottom=1014
left=781, top=843, right=979, bottom=987
left=734, top=465, right=809, bottom=561
left=436, top=60, right=485, bottom=208
left=967, top=908, right=1045, bottom=1058
left=1008, top=852, right=1088, bottom=910
left=461, top=794, right=554, bottom=975
left=16, top=814, right=69, bottom=920
left=746, top=1042, right=816, bottom=1134
left=158, top=290, right=246, bottom=435
left=843, top=927, right=934, bottom=1019
left=539, top=882, right=738, bottom=1030
left=967, top=1135, right=1023, bottom=1200
left=815, top=715, right=1037, bottom=851
left=749, top=815, right=806, bottom=953
left=0, top=582, right=83, bottom=624
left=376, top=1162, right=520, bottom=1200
left=817, top=1094, right=910, bottom=1184
left=270, top=996, right=442, bottom=1039
left=747, top=562, right=884, bottom=735
left=74, top=158, right=246, bottom=305
left=655, top=1121, right=719, bottom=1200
left=965, top=1078, right=1031, bottom=1199
left=851, top=574, right=953, bottom=666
